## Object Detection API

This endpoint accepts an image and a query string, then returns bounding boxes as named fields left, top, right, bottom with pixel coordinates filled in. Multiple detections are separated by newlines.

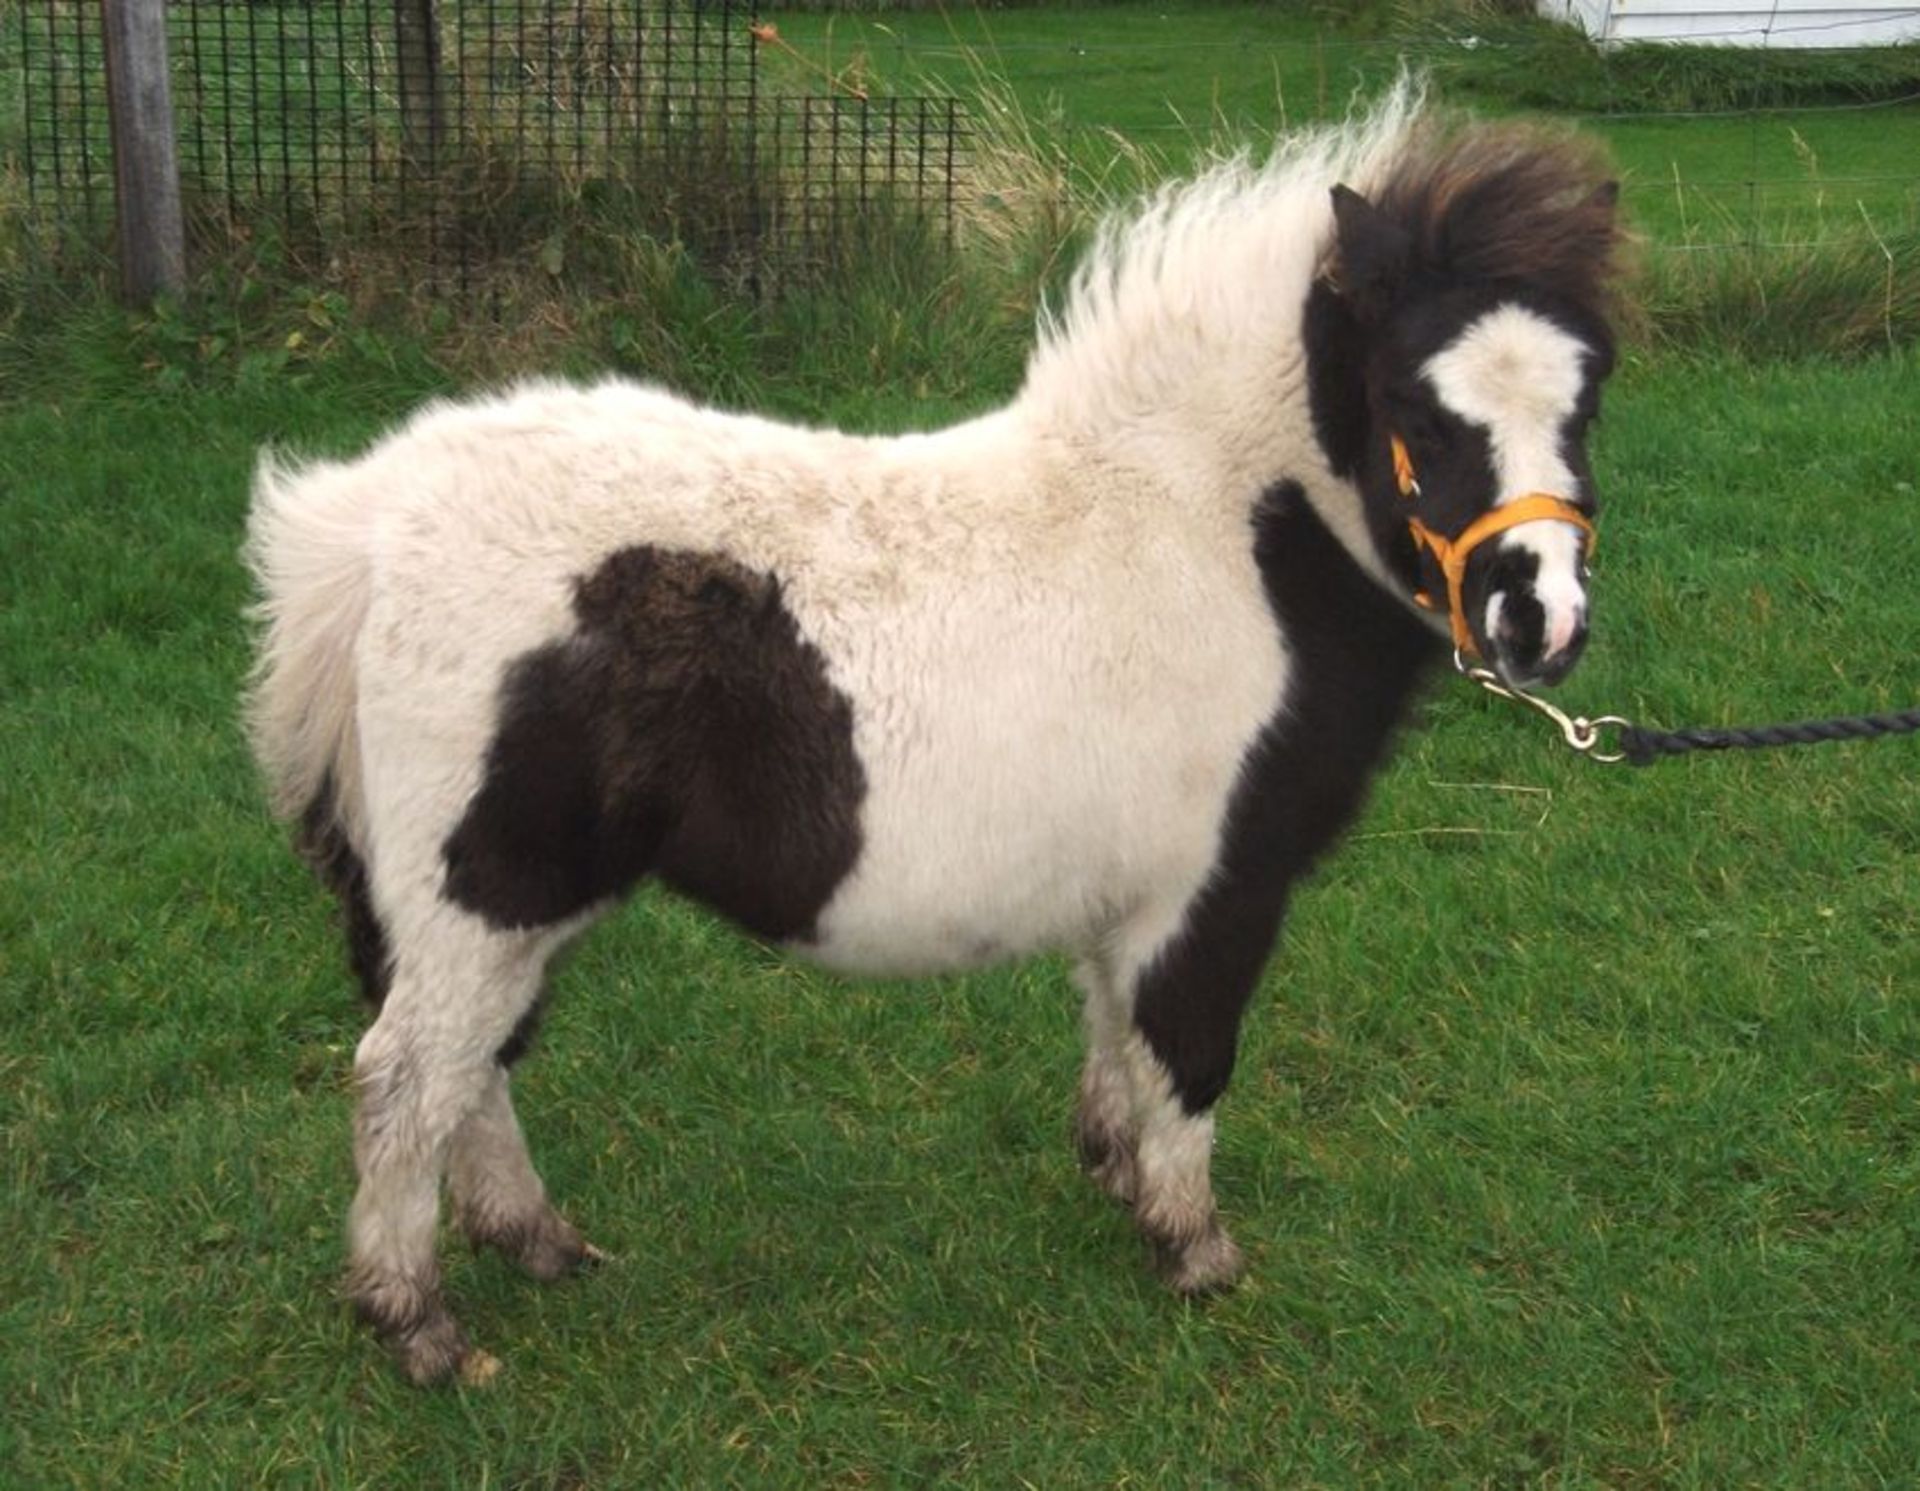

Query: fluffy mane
left=1018, top=79, right=1625, bottom=448
left=1366, top=114, right=1627, bottom=325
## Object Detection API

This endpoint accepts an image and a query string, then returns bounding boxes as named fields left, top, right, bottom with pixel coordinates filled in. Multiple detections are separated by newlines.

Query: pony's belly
left=798, top=766, right=1230, bottom=978
left=798, top=865, right=1097, bottom=977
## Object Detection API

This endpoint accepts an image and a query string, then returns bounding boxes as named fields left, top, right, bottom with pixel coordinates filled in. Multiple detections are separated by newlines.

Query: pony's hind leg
left=346, top=921, right=560, bottom=1384
left=447, top=1058, right=606, bottom=1281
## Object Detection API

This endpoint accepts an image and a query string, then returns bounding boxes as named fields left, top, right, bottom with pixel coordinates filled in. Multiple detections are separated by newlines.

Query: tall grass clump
left=1644, top=229, right=1920, bottom=360
left=1408, top=10, right=1920, bottom=113
left=940, top=56, right=1172, bottom=327
left=1632, top=142, right=1920, bottom=359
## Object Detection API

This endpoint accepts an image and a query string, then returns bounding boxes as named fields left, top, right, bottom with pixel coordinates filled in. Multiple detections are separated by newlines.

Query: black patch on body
left=298, top=777, right=392, bottom=1008
left=1133, top=482, right=1442, bottom=1114
left=442, top=545, right=866, bottom=943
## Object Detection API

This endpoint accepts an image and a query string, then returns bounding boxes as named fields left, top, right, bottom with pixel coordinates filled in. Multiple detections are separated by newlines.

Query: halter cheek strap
left=1389, top=434, right=1597, bottom=656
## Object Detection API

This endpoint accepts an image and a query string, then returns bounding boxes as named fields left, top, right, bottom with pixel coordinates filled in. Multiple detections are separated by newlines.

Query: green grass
left=6, top=316, right=1920, bottom=1485
left=767, top=2, right=1920, bottom=246
left=8, top=3, right=1920, bottom=1484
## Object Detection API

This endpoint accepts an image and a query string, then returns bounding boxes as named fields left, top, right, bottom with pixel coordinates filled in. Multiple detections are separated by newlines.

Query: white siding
left=1538, top=0, right=1920, bottom=47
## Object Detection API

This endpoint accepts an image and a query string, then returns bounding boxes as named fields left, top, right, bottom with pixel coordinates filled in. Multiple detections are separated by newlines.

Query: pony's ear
left=1588, top=179, right=1621, bottom=216
left=1329, top=184, right=1410, bottom=323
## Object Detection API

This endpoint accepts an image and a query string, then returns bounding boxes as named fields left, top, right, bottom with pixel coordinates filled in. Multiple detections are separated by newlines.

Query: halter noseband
left=1388, top=433, right=1597, bottom=656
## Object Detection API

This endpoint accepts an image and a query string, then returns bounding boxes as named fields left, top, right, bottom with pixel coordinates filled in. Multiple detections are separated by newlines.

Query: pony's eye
left=1389, top=402, right=1446, bottom=455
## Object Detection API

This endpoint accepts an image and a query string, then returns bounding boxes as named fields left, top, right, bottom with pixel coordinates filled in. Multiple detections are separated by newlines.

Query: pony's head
left=1324, top=123, right=1625, bottom=689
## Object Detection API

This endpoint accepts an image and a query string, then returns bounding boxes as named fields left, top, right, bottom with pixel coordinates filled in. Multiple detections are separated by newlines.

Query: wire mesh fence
left=15, top=0, right=970, bottom=291
left=18, top=0, right=112, bottom=239
left=768, top=94, right=964, bottom=267
left=13, top=3, right=1919, bottom=305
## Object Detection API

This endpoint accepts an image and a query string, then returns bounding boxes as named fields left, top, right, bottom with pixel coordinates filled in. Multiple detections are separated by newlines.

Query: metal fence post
left=100, top=0, right=185, bottom=302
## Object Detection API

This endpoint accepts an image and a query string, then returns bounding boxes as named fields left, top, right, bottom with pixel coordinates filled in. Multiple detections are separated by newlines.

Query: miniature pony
left=247, top=85, right=1623, bottom=1382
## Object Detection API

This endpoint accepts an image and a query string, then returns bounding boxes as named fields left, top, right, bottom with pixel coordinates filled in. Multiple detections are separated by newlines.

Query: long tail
left=243, top=449, right=380, bottom=850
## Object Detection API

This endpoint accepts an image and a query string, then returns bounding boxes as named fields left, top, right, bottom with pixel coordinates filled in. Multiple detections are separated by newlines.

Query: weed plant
left=1646, top=225, right=1920, bottom=359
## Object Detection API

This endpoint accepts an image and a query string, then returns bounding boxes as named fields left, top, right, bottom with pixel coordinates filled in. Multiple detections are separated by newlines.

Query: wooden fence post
left=100, top=0, right=186, bottom=303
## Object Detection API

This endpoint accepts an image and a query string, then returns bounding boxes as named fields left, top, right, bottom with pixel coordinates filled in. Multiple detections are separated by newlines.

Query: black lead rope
left=1618, top=710, right=1920, bottom=767
left=1454, top=654, right=1920, bottom=768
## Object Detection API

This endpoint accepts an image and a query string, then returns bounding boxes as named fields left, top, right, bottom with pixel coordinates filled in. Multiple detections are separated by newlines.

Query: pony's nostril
left=1531, top=623, right=1589, bottom=685
left=1546, top=606, right=1587, bottom=658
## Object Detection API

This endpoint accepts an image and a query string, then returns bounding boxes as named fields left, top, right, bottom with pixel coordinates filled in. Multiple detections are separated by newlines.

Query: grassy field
left=8, top=3, right=1920, bottom=1486
left=764, top=0, right=1920, bottom=242
left=6, top=341, right=1919, bottom=1485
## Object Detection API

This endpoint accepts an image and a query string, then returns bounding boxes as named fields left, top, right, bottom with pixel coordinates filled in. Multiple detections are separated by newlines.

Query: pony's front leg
left=1123, top=1033, right=1246, bottom=1293
left=1102, top=901, right=1281, bottom=1294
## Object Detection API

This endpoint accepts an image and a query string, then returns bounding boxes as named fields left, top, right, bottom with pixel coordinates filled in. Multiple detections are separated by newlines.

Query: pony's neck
left=1016, top=206, right=1421, bottom=623
left=1016, top=175, right=1333, bottom=508
left=1011, top=166, right=1414, bottom=612
left=1012, top=82, right=1427, bottom=524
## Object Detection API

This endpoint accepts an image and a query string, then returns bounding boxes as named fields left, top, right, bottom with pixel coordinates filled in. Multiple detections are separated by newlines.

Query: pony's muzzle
left=1521, top=615, right=1589, bottom=688
left=1478, top=529, right=1591, bottom=689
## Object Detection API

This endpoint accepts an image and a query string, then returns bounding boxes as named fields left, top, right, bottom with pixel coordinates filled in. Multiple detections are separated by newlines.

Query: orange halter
left=1388, top=433, right=1597, bottom=656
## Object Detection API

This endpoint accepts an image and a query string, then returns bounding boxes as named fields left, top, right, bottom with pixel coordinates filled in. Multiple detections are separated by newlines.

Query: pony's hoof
left=459, top=1348, right=504, bottom=1388
left=1154, top=1223, right=1245, bottom=1296
left=351, top=1272, right=475, bottom=1385
left=388, top=1307, right=475, bottom=1387
left=468, top=1208, right=606, bottom=1281
left=515, top=1219, right=594, bottom=1282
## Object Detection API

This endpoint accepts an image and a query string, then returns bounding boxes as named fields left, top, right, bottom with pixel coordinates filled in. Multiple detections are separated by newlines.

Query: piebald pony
left=247, top=85, right=1624, bottom=1383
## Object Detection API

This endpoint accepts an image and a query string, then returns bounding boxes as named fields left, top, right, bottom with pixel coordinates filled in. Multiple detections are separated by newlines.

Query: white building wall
left=1538, top=0, right=1920, bottom=48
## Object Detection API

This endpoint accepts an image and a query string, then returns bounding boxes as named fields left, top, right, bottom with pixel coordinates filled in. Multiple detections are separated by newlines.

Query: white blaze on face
left=1422, top=304, right=1593, bottom=657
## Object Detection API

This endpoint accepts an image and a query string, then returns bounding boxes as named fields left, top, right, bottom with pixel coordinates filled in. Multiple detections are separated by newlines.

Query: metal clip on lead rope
left=1456, top=652, right=1920, bottom=767
left=1453, top=651, right=1634, bottom=764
